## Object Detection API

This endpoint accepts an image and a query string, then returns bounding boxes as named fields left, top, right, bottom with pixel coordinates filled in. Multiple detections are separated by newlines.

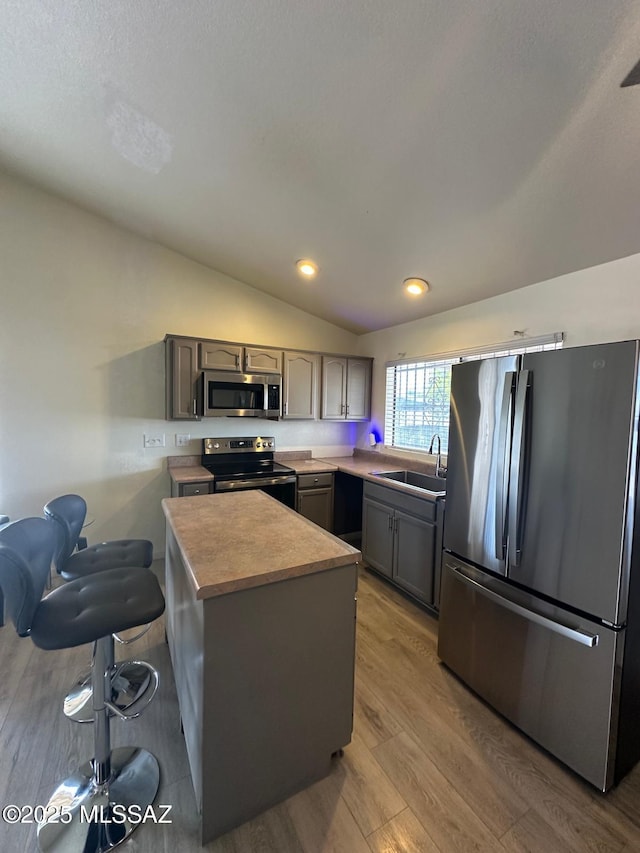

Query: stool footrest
left=113, top=622, right=151, bottom=645
left=105, top=661, right=159, bottom=720
left=64, top=660, right=157, bottom=724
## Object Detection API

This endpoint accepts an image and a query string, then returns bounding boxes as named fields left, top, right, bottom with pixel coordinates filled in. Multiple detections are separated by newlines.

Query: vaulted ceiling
left=2, top=1, right=640, bottom=333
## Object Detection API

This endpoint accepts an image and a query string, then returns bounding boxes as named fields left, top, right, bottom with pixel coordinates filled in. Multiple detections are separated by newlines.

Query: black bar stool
left=44, top=494, right=155, bottom=723
left=0, top=517, right=165, bottom=853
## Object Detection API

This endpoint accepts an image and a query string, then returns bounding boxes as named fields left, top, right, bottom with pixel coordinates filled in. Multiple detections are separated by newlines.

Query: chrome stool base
left=37, top=746, right=160, bottom=853
left=64, top=661, right=153, bottom=723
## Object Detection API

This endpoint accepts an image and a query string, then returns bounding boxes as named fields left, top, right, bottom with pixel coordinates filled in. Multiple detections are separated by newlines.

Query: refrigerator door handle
left=495, top=372, right=515, bottom=560
left=508, top=369, right=530, bottom=567
left=450, top=564, right=599, bottom=647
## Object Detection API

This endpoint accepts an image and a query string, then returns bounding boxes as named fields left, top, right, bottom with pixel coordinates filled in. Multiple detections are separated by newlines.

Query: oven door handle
left=216, top=475, right=296, bottom=491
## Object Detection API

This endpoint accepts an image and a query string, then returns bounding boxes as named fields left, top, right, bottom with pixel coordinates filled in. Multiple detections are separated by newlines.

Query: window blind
left=384, top=332, right=563, bottom=453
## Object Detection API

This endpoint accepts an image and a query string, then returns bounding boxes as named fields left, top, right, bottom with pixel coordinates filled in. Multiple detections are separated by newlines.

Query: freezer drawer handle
left=451, top=565, right=599, bottom=648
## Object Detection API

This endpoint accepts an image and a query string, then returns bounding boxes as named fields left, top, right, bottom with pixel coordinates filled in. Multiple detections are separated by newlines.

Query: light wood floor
left=2, top=562, right=640, bottom=852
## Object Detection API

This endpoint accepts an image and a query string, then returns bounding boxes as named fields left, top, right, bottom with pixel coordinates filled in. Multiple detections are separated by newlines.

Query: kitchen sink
left=372, top=470, right=446, bottom=493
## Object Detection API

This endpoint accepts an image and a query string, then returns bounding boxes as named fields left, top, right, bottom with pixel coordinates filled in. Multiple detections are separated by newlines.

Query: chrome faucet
left=428, top=434, right=443, bottom=478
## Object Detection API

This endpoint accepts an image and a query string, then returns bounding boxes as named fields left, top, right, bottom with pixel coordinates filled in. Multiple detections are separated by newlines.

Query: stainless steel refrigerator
left=438, top=340, right=640, bottom=791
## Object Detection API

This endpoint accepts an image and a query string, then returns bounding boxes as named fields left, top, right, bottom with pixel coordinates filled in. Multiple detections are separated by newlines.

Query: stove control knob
left=256, top=442, right=262, bottom=448
left=213, top=442, right=220, bottom=449
left=268, top=441, right=274, bottom=448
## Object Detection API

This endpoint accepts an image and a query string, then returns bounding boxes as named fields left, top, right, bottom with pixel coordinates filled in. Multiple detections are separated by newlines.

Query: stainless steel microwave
left=201, top=371, right=281, bottom=418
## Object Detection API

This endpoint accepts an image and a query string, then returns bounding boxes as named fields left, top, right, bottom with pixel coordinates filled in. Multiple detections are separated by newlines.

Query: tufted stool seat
left=58, top=538, right=154, bottom=581
left=44, top=494, right=155, bottom=723
left=0, top=517, right=165, bottom=853
left=44, top=494, right=153, bottom=581
left=31, top=566, right=164, bottom=650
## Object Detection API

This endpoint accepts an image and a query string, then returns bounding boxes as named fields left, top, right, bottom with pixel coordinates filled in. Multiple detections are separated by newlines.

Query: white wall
left=357, top=252, right=640, bottom=444
left=0, top=172, right=359, bottom=552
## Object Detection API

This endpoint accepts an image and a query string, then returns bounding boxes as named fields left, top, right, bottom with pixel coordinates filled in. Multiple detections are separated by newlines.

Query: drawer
left=298, top=472, right=334, bottom=489
left=181, top=482, right=211, bottom=497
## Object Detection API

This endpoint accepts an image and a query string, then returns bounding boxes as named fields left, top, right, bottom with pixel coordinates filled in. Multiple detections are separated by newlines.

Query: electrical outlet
left=175, top=434, right=191, bottom=447
left=144, top=434, right=165, bottom=448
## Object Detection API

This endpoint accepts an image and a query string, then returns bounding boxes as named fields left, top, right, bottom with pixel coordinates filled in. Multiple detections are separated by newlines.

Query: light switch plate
left=175, top=434, right=191, bottom=447
left=144, top=434, right=165, bottom=448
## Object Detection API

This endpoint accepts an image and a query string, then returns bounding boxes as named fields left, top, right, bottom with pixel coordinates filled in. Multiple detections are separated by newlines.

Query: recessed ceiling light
left=296, top=259, right=318, bottom=278
left=403, top=277, right=429, bottom=296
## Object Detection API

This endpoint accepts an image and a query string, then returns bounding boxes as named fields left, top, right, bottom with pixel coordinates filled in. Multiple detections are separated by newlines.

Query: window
left=384, top=333, right=563, bottom=454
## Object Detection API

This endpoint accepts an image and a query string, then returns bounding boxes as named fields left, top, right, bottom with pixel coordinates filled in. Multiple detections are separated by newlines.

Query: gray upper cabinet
left=283, top=352, right=319, bottom=419
left=166, top=338, right=200, bottom=420
left=199, top=342, right=243, bottom=371
left=166, top=334, right=372, bottom=422
left=199, top=342, right=281, bottom=373
left=345, top=359, right=371, bottom=420
left=321, top=357, right=371, bottom=421
left=321, top=357, right=348, bottom=419
left=244, top=347, right=282, bottom=374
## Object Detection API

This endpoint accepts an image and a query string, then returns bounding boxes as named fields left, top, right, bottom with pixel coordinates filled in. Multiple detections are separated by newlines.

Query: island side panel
left=165, top=524, right=205, bottom=811
left=200, top=562, right=358, bottom=844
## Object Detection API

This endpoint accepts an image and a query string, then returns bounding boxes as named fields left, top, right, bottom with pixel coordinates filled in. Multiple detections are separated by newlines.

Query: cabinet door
left=200, top=342, right=243, bottom=371
left=346, top=359, right=371, bottom=421
left=362, top=498, right=394, bottom=578
left=245, top=347, right=282, bottom=374
left=167, top=338, right=200, bottom=420
left=283, top=352, right=319, bottom=419
left=393, top=510, right=435, bottom=603
left=297, top=487, right=334, bottom=532
left=321, top=356, right=347, bottom=419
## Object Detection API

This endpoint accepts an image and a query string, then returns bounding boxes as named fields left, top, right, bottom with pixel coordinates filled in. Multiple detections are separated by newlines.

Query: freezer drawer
left=438, top=557, right=623, bottom=790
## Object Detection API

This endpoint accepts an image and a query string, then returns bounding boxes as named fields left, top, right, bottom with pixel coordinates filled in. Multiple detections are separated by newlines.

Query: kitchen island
left=162, top=491, right=360, bottom=844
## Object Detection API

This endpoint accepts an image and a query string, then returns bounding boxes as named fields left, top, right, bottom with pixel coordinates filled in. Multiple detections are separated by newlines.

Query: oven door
left=214, top=476, right=296, bottom=508
left=202, top=371, right=281, bottom=418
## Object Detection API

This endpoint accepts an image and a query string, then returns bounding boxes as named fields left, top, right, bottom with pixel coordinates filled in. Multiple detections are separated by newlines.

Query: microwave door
left=202, top=371, right=280, bottom=417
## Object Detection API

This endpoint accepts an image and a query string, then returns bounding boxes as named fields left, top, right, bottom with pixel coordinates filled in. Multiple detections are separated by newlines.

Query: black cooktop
left=201, top=455, right=294, bottom=480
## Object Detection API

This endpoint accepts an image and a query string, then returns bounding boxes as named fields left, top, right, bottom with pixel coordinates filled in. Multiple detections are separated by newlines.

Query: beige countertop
left=282, top=459, right=339, bottom=474
left=162, top=491, right=361, bottom=600
left=315, top=454, right=445, bottom=501
left=169, top=465, right=214, bottom=485
left=166, top=449, right=444, bottom=497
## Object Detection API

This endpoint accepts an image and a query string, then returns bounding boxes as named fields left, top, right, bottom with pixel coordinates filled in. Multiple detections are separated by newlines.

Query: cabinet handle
left=284, top=400, right=288, bottom=415
left=314, top=478, right=319, bottom=483
left=388, top=515, right=393, bottom=531
left=346, top=403, right=350, bottom=416
left=193, top=399, right=197, bottom=416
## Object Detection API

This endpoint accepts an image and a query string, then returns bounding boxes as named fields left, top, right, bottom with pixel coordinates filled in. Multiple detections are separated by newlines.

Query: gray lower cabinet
left=165, top=525, right=357, bottom=843
left=297, top=472, right=334, bottom=531
left=362, top=481, right=440, bottom=606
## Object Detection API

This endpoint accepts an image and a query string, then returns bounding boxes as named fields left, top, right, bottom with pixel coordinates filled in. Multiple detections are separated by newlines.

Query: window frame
left=384, top=333, right=564, bottom=454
